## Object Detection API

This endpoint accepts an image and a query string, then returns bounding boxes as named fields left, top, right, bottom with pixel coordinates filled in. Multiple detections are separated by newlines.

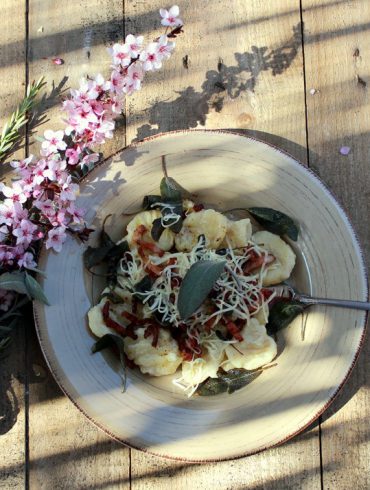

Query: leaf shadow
left=135, top=23, right=302, bottom=141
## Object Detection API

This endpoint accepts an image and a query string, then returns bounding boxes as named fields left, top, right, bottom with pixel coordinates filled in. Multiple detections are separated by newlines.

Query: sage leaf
left=24, top=273, right=50, bottom=305
left=142, top=194, right=162, bottom=210
left=83, top=245, right=113, bottom=269
left=178, top=260, right=226, bottom=319
left=151, top=217, right=165, bottom=241
left=92, top=333, right=127, bottom=392
left=197, top=368, right=261, bottom=396
left=134, top=275, right=155, bottom=296
left=266, top=299, right=306, bottom=335
left=0, top=272, right=28, bottom=295
left=248, top=207, right=299, bottom=241
left=160, top=176, right=182, bottom=202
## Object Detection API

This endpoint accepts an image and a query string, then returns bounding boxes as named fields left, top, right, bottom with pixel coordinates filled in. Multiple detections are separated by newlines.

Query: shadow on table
left=134, top=23, right=302, bottom=144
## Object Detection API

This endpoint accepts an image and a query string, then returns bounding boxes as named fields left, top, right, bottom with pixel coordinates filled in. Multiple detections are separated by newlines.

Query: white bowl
left=34, top=130, right=368, bottom=461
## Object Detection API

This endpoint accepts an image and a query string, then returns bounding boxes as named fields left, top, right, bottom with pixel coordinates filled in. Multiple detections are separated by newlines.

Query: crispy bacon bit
left=132, top=224, right=147, bottom=243
left=193, top=203, right=204, bottom=212
left=137, top=240, right=165, bottom=257
left=102, top=301, right=126, bottom=335
left=226, top=320, right=243, bottom=341
left=204, top=316, right=217, bottom=333
left=125, top=324, right=138, bottom=340
left=144, top=323, right=160, bottom=347
left=144, top=261, right=163, bottom=277
left=243, top=250, right=275, bottom=274
left=262, top=288, right=273, bottom=300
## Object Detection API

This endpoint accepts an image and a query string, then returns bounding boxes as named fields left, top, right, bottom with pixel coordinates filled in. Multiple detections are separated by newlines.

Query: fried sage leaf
left=160, top=176, right=183, bottom=202
left=92, top=334, right=127, bottom=391
left=266, top=299, right=306, bottom=335
left=134, top=275, right=155, bottom=297
left=197, top=368, right=262, bottom=396
left=178, top=260, right=226, bottom=319
left=248, top=207, right=299, bottom=241
left=83, top=244, right=113, bottom=269
left=142, top=194, right=162, bottom=210
left=151, top=217, right=165, bottom=241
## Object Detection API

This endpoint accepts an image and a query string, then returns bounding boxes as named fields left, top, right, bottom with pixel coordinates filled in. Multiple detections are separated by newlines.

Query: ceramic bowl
left=34, top=130, right=368, bottom=461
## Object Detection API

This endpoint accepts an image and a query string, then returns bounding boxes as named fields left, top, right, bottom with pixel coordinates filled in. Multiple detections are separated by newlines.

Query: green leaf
left=142, top=195, right=162, bottom=210
left=24, top=273, right=50, bottom=305
left=134, top=275, right=155, bottom=297
left=92, top=334, right=127, bottom=392
left=248, top=207, right=299, bottom=241
left=266, top=299, right=305, bottom=335
left=178, top=260, right=226, bottom=319
left=197, top=368, right=262, bottom=396
left=0, top=272, right=28, bottom=295
left=83, top=245, right=113, bottom=269
left=160, top=177, right=182, bottom=202
left=151, top=217, right=165, bottom=241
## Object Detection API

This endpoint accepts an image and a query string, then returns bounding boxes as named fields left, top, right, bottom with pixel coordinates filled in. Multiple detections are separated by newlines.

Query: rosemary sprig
left=0, top=77, right=46, bottom=162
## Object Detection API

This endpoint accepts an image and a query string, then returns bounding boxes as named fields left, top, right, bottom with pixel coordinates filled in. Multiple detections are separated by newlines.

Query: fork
left=269, top=285, right=370, bottom=311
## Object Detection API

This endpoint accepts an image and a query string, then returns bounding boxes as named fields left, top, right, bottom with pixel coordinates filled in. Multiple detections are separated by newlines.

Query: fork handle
left=297, top=294, right=370, bottom=311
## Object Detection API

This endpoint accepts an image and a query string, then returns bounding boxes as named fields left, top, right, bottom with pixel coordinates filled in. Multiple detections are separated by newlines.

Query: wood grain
left=125, top=1, right=320, bottom=487
left=303, top=1, right=370, bottom=489
left=27, top=1, right=130, bottom=488
left=0, top=1, right=26, bottom=488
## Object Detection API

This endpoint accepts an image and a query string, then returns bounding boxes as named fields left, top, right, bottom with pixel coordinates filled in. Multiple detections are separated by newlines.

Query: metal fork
left=269, top=285, right=370, bottom=311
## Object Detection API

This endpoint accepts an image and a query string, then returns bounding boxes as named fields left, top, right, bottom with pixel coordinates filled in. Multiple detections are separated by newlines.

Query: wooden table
left=1, top=1, right=369, bottom=488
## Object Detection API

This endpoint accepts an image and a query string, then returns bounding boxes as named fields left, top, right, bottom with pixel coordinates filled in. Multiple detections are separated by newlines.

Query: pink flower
left=140, top=43, right=162, bottom=71
left=12, top=219, right=37, bottom=246
left=60, top=176, right=79, bottom=202
left=49, top=210, right=69, bottom=227
left=110, top=69, right=125, bottom=94
left=52, top=57, right=64, bottom=65
left=41, top=130, right=67, bottom=155
left=67, top=204, right=85, bottom=225
left=159, top=5, right=182, bottom=27
left=34, top=199, right=55, bottom=217
left=1, top=182, right=27, bottom=205
left=157, top=35, right=175, bottom=60
left=17, top=251, right=37, bottom=270
left=88, top=74, right=111, bottom=99
left=81, top=152, right=99, bottom=166
left=10, top=155, right=34, bottom=171
left=110, top=43, right=131, bottom=67
left=45, top=226, right=67, bottom=253
left=125, top=34, right=144, bottom=58
left=0, top=202, right=15, bottom=226
left=12, top=202, right=29, bottom=224
left=126, top=62, right=144, bottom=91
left=66, top=147, right=82, bottom=165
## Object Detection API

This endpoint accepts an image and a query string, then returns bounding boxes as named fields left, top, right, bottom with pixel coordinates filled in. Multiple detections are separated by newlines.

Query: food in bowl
left=85, top=175, right=299, bottom=397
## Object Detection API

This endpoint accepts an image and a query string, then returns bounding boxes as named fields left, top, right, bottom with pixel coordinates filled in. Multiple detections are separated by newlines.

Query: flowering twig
left=0, top=77, right=46, bottom=162
left=0, top=6, right=184, bottom=351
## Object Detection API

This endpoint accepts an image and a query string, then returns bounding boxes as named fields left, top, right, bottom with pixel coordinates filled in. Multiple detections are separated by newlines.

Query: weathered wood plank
left=27, top=1, right=130, bottom=488
left=302, top=1, right=370, bottom=489
left=0, top=1, right=26, bottom=488
left=125, top=1, right=321, bottom=487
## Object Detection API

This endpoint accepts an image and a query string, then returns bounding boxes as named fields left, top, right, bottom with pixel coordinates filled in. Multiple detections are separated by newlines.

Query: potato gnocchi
left=87, top=192, right=297, bottom=397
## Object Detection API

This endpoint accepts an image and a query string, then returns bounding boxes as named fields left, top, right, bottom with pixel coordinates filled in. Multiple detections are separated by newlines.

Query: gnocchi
left=252, top=230, right=296, bottom=286
left=87, top=188, right=298, bottom=397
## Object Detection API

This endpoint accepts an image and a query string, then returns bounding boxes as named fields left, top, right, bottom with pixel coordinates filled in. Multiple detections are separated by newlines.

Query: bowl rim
left=33, top=128, right=369, bottom=462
